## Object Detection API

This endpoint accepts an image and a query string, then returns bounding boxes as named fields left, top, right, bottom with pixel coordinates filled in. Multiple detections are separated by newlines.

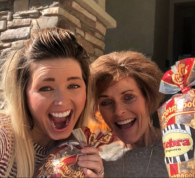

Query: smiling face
left=26, top=58, right=86, bottom=146
left=98, top=77, right=150, bottom=145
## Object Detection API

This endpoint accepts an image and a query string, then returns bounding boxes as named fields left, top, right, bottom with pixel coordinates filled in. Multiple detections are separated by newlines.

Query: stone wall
left=0, top=0, right=116, bottom=62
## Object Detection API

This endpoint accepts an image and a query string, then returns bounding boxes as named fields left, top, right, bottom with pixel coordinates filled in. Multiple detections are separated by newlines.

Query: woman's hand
left=77, top=146, right=104, bottom=178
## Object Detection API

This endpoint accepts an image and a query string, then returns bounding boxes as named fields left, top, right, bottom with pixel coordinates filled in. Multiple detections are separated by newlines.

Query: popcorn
left=158, top=58, right=195, bottom=177
left=35, top=127, right=115, bottom=177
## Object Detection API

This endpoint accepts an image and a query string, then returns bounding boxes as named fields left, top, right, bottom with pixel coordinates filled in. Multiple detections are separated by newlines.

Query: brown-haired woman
left=89, top=51, right=168, bottom=177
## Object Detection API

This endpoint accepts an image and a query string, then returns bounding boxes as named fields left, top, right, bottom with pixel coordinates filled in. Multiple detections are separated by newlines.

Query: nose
left=53, top=89, right=67, bottom=106
left=114, top=102, right=126, bottom=116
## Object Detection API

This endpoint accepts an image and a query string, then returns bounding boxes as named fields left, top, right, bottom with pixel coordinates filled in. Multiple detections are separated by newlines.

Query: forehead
left=105, top=77, right=139, bottom=91
left=28, top=58, right=83, bottom=81
left=97, top=74, right=130, bottom=94
left=30, top=58, right=81, bottom=71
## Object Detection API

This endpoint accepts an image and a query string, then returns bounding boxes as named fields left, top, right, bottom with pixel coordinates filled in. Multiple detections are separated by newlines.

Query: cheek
left=74, top=91, right=86, bottom=113
left=79, top=93, right=87, bottom=110
left=99, top=109, right=112, bottom=123
left=140, top=104, right=150, bottom=119
left=133, top=97, right=148, bottom=116
left=27, top=92, right=47, bottom=115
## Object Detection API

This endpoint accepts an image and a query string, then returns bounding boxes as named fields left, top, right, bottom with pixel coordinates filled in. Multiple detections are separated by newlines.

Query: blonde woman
left=0, top=27, right=103, bottom=177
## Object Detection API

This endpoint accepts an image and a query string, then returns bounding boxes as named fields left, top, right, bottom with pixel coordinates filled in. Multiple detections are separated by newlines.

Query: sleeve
left=0, top=116, right=15, bottom=177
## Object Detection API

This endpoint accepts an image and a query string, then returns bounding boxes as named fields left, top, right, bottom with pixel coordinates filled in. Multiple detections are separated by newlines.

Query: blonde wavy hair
left=0, top=27, right=90, bottom=177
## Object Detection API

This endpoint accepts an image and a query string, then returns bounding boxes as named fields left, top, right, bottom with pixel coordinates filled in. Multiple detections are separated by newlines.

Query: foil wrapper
left=35, top=127, right=114, bottom=177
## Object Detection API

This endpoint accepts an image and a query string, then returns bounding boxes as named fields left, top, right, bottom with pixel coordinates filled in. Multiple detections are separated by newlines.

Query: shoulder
left=0, top=114, right=14, bottom=152
left=0, top=114, right=13, bottom=137
left=103, top=142, right=169, bottom=177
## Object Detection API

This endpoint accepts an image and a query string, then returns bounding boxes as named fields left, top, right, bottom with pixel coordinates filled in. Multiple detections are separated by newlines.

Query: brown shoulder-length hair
left=89, top=51, right=164, bottom=120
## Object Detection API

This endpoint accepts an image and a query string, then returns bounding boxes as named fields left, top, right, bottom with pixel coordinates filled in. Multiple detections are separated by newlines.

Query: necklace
left=123, top=147, right=125, bottom=177
left=145, top=145, right=154, bottom=177
left=122, top=144, right=154, bottom=177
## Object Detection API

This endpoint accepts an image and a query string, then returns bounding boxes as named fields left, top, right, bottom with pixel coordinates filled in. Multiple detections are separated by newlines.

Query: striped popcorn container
left=158, top=58, right=195, bottom=177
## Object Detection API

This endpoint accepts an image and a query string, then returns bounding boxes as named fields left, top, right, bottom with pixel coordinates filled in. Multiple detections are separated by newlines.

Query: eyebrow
left=98, top=89, right=134, bottom=99
left=42, top=76, right=83, bottom=82
left=121, top=89, right=133, bottom=94
left=67, top=76, right=83, bottom=81
left=98, top=95, right=108, bottom=99
left=42, top=78, right=54, bottom=81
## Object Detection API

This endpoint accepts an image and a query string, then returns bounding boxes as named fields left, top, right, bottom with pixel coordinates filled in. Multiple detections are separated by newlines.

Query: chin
left=52, top=132, right=71, bottom=141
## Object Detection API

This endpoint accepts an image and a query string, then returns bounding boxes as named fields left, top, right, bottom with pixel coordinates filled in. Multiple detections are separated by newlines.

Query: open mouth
left=49, top=110, right=71, bottom=130
left=116, top=118, right=136, bottom=128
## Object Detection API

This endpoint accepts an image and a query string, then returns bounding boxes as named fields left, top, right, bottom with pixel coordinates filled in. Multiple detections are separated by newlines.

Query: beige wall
left=105, top=0, right=170, bottom=71
left=105, top=0, right=195, bottom=71
left=153, top=0, right=169, bottom=71
left=105, top=0, right=156, bottom=57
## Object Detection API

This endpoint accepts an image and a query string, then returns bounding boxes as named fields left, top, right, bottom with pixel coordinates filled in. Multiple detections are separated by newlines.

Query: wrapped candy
left=158, top=58, right=195, bottom=177
left=35, top=127, right=115, bottom=177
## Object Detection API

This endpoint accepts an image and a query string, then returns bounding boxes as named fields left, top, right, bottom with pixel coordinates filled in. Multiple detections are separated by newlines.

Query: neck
left=131, top=125, right=161, bottom=148
left=31, top=130, right=54, bottom=148
left=31, top=124, right=77, bottom=148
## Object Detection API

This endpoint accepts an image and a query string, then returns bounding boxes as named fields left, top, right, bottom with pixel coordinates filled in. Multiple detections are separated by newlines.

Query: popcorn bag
left=158, top=58, right=195, bottom=177
left=35, top=127, right=115, bottom=177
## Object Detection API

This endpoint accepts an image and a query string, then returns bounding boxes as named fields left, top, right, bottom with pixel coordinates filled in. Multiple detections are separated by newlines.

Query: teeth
left=50, top=110, right=71, bottom=129
left=117, top=119, right=135, bottom=125
left=51, top=110, right=71, bottom=118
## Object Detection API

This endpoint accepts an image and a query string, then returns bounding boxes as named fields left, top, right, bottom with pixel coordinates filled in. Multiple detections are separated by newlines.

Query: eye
left=124, top=94, right=134, bottom=100
left=68, top=84, right=80, bottom=89
left=39, top=86, right=53, bottom=92
left=100, top=99, right=113, bottom=106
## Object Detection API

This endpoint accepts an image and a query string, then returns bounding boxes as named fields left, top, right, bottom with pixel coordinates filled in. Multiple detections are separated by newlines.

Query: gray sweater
left=102, top=141, right=169, bottom=177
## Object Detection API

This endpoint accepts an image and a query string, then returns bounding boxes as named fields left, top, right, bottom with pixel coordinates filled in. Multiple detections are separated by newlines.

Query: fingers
left=82, top=168, right=104, bottom=178
left=77, top=147, right=104, bottom=178
left=80, top=146, right=99, bottom=154
left=78, top=154, right=102, bottom=170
